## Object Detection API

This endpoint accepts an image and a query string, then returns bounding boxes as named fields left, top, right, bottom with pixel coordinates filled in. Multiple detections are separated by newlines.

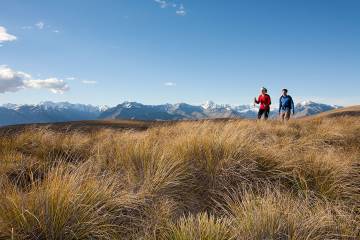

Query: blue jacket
left=279, top=95, right=295, bottom=113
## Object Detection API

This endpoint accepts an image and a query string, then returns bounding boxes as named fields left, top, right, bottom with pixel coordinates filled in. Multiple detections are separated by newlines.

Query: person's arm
left=267, top=96, right=271, bottom=109
left=254, top=96, right=259, bottom=104
left=279, top=97, right=282, bottom=114
left=291, top=96, right=295, bottom=114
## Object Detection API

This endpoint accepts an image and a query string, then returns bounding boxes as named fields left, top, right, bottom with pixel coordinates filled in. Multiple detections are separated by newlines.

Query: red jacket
left=256, top=94, right=271, bottom=110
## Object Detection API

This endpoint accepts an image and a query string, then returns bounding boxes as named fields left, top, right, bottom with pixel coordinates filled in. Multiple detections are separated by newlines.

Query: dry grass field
left=0, top=109, right=359, bottom=239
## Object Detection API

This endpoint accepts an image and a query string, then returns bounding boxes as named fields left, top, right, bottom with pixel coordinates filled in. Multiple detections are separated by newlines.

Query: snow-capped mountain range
left=0, top=101, right=107, bottom=126
left=0, top=101, right=341, bottom=126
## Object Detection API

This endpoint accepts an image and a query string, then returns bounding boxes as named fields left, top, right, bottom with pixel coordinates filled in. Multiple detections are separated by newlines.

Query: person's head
left=261, top=87, right=268, bottom=95
left=282, top=88, right=288, bottom=96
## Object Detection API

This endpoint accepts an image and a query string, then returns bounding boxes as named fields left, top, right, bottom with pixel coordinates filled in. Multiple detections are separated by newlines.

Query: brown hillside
left=0, top=114, right=359, bottom=239
left=311, top=105, right=360, bottom=118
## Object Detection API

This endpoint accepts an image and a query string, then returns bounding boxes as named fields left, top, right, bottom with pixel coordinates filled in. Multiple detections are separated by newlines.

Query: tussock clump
left=225, top=190, right=359, bottom=240
left=13, top=128, right=93, bottom=163
left=0, top=164, right=165, bottom=239
left=163, top=212, right=235, bottom=240
left=0, top=165, right=120, bottom=239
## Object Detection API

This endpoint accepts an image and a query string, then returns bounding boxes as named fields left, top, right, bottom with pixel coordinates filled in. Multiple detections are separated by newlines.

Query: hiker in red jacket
left=254, top=87, right=271, bottom=120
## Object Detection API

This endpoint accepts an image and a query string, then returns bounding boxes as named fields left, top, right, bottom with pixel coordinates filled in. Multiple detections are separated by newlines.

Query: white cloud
left=164, top=82, right=176, bottom=87
left=0, top=26, right=17, bottom=43
left=24, top=78, right=69, bottom=94
left=154, top=0, right=168, bottom=8
left=0, top=65, right=28, bottom=93
left=0, top=65, right=69, bottom=94
left=176, top=4, right=187, bottom=16
left=23, top=22, right=63, bottom=35
left=65, top=77, right=76, bottom=81
left=154, top=0, right=186, bottom=16
left=82, top=80, right=97, bottom=84
left=35, top=21, right=45, bottom=30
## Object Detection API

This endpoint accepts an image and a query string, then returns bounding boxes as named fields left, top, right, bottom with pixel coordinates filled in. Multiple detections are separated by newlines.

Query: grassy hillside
left=0, top=119, right=160, bottom=135
left=0, top=115, right=359, bottom=239
left=312, top=105, right=360, bottom=118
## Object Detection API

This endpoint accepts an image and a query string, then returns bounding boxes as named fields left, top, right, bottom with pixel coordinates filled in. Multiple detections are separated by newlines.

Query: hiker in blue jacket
left=279, top=89, right=295, bottom=121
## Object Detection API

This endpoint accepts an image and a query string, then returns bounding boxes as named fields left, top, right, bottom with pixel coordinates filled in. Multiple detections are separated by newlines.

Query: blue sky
left=0, top=0, right=359, bottom=106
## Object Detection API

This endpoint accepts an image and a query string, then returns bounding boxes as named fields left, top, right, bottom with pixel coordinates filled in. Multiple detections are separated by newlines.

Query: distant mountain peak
left=201, top=100, right=233, bottom=111
left=201, top=100, right=216, bottom=109
left=299, top=100, right=315, bottom=106
left=120, top=101, right=143, bottom=109
left=2, top=103, right=22, bottom=110
left=98, top=105, right=109, bottom=111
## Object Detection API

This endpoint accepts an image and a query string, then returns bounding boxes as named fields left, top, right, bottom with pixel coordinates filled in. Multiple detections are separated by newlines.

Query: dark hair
left=282, top=89, right=288, bottom=93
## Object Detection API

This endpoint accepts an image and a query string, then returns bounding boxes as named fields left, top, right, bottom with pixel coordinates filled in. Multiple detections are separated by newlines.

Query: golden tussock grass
left=0, top=117, right=359, bottom=239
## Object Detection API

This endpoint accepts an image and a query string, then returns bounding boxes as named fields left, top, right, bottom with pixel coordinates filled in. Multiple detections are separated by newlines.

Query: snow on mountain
left=101, top=100, right=340, bottom=121
left=38, top=101, right=104, bottom=113
left=0, top=102, right=107, bottom=126
left=201, top=100, right=233, bottom=111
left=201, top=100, right=216, bottom=109
left=294, top=101, right=341, bottom=117
left=2, top=101, right=105, bottom=113
left=299, top=100, right=313, bottom=106
left=98, top=105, right=109, bottom=112
left=1, top=103, right=21, bottom=110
